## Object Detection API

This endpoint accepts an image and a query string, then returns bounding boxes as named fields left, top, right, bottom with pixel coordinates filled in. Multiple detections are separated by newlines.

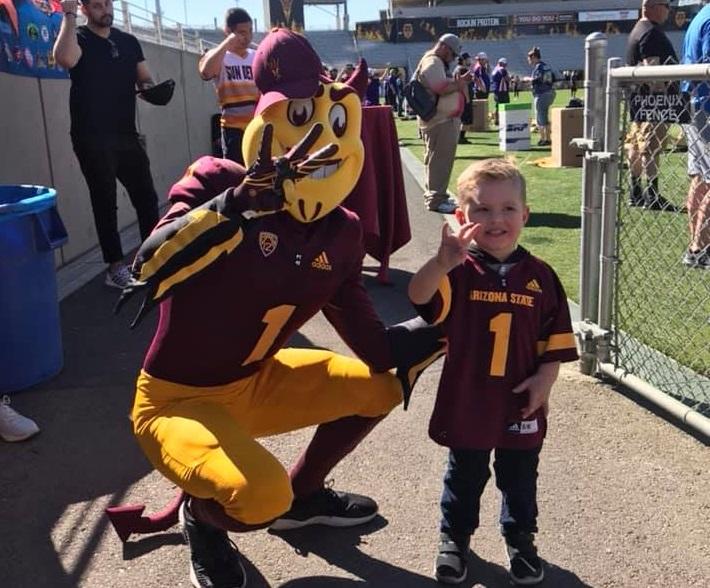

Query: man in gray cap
left=412, top=33, right=472, bottom=213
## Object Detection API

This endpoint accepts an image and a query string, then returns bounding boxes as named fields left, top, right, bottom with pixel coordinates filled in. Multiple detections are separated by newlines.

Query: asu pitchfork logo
left=311, top=251, right=332, bottom=271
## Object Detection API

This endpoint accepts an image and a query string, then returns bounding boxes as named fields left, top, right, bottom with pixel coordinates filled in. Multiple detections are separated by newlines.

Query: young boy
left=408, top=158, right=578, bottom=586
left=198, top=8, right=258, bottom=164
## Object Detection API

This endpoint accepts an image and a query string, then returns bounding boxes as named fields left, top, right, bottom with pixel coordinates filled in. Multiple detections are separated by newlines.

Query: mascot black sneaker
left=270, top=487, right=378, bottom=531
left=179, top=500, right=246, bottom=588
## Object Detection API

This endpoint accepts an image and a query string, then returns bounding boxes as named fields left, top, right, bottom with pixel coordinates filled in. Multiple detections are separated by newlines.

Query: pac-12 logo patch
left=259, top=232, right=278, bottom=257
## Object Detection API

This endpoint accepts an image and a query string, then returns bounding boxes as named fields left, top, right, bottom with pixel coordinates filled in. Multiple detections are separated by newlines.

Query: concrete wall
left=0, top=42, right=218, bottom=266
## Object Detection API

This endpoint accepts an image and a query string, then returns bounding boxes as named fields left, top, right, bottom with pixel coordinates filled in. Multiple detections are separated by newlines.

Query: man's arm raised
left=53, top=0, right=82, bottom=70
left=198, top=34, right=237, bottom=80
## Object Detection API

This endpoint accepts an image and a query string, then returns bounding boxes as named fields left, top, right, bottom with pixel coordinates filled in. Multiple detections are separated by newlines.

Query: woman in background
left=526, top=47, right=556, bottom=147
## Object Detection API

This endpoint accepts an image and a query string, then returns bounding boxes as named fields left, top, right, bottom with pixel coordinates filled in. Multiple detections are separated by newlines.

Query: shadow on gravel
left=266, top=518, right=515, bottom=588
left=543, top=563, right=594, bottom=587
left=122, top=531, right=185, bottom=560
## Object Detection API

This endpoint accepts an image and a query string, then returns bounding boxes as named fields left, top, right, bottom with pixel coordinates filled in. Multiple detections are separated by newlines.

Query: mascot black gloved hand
left=386, top=317, right=447, bottom=410
left=115, top=122, right=337, bottom=326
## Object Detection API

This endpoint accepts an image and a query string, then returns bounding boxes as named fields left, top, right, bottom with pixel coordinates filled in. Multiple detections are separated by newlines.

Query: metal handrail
left=113, top=0, right=215, bottom=55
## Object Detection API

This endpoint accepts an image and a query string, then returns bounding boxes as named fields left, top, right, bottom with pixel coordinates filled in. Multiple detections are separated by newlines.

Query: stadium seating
left=188, top=27, right=685, bottom=82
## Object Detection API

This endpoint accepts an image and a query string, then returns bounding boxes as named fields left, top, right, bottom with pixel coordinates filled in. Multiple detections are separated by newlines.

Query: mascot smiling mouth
left=243, top=29, right=368, bottom=224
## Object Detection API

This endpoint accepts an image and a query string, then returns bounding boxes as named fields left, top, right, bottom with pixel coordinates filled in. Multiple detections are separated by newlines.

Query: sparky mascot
left=111, top=29, right=444, bottom=587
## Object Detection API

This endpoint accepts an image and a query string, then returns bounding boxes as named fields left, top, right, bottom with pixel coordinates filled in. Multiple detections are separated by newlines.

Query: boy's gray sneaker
left=505, top=532, right=544, bottom=586
left=435, top=532, right=469, bottom=584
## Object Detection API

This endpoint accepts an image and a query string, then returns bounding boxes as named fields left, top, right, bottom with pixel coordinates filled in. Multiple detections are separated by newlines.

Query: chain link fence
left=616, top=81, right=710, bottom=416
left=577, top=34, right=709, bottom=437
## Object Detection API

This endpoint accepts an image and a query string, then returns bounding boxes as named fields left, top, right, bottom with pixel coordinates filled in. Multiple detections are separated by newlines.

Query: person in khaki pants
left=415, top=33, right=471, bottom=214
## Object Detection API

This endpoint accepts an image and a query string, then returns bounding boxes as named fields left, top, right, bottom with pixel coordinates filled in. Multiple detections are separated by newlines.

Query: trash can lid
left=0, top=185, right=57, bottom=222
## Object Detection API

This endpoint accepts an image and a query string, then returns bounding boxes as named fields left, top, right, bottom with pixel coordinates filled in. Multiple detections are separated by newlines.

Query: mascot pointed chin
left=242, top=28, right=366, bottom=223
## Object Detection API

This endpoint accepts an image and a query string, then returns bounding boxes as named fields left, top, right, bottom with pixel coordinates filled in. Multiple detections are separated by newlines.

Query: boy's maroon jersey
left=416, top=247, right=578, bottom=450
left=142, top=158, right=393, bottom=386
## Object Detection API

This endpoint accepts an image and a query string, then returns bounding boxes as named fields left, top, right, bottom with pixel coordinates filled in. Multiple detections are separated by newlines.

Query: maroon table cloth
left=344, top=105, right=412, bottom=282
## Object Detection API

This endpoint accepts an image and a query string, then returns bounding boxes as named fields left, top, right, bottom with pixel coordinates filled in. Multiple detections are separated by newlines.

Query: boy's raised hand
left=436, top=222, right=479, bottom=272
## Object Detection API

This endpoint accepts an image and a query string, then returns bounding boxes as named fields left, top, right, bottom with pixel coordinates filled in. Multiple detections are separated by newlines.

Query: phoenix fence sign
left=628, top=92, right=691, bottom=124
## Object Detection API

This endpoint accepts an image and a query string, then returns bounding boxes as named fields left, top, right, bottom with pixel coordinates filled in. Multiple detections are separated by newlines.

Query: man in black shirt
left=53, top=0, right=160, bottom=288
left=625, top=0, right=678, bottom=210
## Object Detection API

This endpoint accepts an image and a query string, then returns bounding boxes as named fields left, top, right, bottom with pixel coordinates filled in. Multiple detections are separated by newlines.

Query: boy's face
left=455, top=179, right=529, bottom=261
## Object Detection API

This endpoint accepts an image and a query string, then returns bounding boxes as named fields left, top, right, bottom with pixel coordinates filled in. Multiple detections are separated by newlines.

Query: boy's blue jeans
left=440, top=446, right=542, bottom=543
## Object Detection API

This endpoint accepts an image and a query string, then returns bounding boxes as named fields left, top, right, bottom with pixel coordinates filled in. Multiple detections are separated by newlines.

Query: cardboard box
left=551, top=107, right=584, bottom=167
left=471, top=99, right=489, bottom=131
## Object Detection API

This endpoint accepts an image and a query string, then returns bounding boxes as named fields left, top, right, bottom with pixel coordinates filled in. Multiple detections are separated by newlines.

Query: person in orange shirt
left=199, top=8, right=259, bottom=164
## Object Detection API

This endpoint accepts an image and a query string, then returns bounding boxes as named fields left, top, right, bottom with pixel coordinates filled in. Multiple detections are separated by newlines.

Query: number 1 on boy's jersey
left=489, top=312, right=512, bottom=377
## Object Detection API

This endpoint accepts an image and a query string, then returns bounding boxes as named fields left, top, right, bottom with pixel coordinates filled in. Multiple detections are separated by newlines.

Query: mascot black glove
left=386, top=317, right=447, bottom=410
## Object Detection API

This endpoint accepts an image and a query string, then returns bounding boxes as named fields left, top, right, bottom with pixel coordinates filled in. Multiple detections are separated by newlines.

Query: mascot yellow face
left=243, top=79, right=365, bottom=223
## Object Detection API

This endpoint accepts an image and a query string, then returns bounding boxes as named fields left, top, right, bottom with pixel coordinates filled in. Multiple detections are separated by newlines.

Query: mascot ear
left=345, top=58, right=368, bottom=100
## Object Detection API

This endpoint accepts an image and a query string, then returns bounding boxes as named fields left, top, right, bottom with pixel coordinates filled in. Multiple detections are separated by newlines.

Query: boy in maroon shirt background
left=409, top=158, right=578, bottom=586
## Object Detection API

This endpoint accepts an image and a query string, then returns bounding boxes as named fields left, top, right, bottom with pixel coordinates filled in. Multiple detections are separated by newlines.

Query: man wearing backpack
left=413, top=34, right=471, bottom=214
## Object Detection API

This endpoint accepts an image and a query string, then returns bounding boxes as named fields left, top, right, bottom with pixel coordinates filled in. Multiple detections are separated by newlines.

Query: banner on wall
left=356, top=7, right=698, bottom=43
left=265, top=0, right=305, bottom=32
left=0, top=0, right=66, bottom=78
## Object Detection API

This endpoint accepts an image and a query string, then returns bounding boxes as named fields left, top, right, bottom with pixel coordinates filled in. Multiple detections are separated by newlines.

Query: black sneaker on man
left=682, top=247, right=710, bottom=269
left=269, top=487, right=378, bottom=531
left=179, top=500, right=246, bottom=588
left=643, top=188, right=678, bottom=212
left=434, top=532, right=469, bottom=584
left=504, top=532, right=544, bottom=586
left=628, top=182, right=644, bottom=207
left=105, top=264, right=132, bottom=289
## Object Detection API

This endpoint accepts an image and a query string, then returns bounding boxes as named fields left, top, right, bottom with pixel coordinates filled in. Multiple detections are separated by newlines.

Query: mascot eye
left=329, top=104, right=347, bottom=137
left=287, top=99, right=315, bottom=126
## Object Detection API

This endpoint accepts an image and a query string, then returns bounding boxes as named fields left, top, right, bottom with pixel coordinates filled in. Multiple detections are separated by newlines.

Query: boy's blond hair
left=456, top=158, right=527, bottom=204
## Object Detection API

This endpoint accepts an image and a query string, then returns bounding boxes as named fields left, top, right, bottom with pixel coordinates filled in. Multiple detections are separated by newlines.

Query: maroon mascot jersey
left=416, top=246, right=578, bottom=450
left=142, top=156, right=393, bottom=386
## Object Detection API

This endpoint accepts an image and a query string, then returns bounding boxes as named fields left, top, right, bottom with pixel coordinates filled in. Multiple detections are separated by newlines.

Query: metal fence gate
left=577, top=34, right=710, bottom=439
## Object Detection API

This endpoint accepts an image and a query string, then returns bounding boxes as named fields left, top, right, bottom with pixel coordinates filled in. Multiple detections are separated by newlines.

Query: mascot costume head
left=243, top=28, right=368, bottom=223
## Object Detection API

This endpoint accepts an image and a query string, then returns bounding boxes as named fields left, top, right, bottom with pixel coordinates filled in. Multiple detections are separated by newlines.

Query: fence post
left=598, top=57, right=623, bottom=344
left=153, top=12, right=163, bottom=45
left=579, top=32, right=608, bottom=325
left=178, top=23, right=186, bottom=51
left=121, top=1, right=132, bottom=34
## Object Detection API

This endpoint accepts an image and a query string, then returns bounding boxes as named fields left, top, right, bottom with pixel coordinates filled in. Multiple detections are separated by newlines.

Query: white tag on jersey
left=507, top=419, right=539, bottom=434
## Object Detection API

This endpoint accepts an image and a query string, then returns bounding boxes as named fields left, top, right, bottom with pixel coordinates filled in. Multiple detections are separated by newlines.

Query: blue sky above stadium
left=155, top=1, right=389, bottom=30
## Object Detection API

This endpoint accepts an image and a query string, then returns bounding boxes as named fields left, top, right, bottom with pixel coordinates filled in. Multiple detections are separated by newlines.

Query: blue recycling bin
left=0, top=185, right=68, bottom=394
